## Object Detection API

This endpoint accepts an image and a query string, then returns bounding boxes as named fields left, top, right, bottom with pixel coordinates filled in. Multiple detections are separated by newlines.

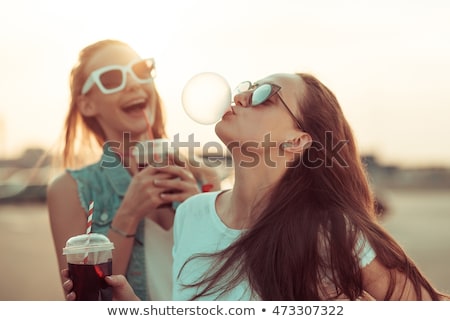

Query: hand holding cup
left=62, top=233, right=114, bottom=301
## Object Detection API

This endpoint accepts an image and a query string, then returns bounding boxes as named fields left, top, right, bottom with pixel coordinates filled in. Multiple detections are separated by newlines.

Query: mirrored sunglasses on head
left=233, top=81, right=305, bottom=130
left=82, top=58, right=156, bottom=95
left=233, top=81, right=281, bottom=106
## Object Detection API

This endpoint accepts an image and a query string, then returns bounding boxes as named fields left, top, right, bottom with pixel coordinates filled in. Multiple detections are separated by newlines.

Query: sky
left=1, top=0, right=450, bottom=167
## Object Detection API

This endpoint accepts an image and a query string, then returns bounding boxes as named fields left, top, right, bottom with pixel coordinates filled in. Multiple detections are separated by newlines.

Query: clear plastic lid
left=63, top=233, right=114, bottom=255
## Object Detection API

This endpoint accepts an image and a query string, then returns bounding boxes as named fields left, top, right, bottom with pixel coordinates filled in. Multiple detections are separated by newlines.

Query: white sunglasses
left=81, top=58, right=156, bottom=95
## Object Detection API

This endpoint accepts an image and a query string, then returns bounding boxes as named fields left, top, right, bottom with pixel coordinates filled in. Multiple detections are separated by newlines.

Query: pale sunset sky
left=1, top=0, right=450, bottom=167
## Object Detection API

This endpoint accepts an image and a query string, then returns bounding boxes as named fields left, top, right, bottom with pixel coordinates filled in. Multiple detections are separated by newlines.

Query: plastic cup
left=63, top=233, right=114, bottom=301
left=132, top=138, right=173, bottom=171
left=133, top=138, right=180, bottom=209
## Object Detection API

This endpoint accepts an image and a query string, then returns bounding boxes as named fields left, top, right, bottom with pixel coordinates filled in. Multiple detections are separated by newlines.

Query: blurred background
left=1, top=0, right=449, bottom=300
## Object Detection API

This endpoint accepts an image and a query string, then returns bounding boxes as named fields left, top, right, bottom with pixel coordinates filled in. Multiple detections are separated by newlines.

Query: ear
left=282, top=132, right=312, bottom=154
left=77, top=95, right=98, bottom=117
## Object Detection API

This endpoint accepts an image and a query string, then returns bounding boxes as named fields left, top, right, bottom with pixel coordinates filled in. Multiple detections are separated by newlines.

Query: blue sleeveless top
left=67, top=145, right=149, bottom=300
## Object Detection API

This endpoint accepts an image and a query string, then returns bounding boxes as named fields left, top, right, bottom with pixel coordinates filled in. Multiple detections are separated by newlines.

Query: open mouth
left=122, top=101, right=147, bottom=113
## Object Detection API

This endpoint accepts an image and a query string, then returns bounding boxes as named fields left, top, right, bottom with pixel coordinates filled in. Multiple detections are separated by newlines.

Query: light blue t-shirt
left=172, top=191, right=376, bottom=300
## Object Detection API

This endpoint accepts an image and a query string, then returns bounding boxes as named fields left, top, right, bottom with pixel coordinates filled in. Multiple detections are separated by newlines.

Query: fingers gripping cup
left=133, top=139, right=178, bottom=209
left=63, top=233, right=114, bottom=301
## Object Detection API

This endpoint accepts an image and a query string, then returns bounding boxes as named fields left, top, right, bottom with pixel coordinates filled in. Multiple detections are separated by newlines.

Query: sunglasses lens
left=99, top=69, right=123, bottom=90
left=132, top=59, right=155, bottom=80
left=251, top=84, right=272, bottom=106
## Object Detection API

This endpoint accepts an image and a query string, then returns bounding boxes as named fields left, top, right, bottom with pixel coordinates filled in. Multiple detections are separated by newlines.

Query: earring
left=280, top=141, right=293, bottom=150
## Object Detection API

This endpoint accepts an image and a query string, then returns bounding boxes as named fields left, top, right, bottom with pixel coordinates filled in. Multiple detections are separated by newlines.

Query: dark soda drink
left=68, top=261, right=112, bottom=301
left=137, top=163, right=149, bottom=171
left=137, top=155, right=167, bottom=171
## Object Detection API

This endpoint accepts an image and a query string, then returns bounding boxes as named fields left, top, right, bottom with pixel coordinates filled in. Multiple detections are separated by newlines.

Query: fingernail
left=201, top=183, right=214, bottom=192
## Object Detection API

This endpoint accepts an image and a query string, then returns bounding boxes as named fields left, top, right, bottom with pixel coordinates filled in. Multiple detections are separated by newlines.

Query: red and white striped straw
left=83, top=201, right=94, bottom=263
left=86, top=201, right=94, bottom=234
left=142, top=111, right=154, bottom=139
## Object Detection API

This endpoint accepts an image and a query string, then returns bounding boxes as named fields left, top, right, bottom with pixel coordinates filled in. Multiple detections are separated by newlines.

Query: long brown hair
left=61, top=39, right=167, bottom=168
left=179, top=73, right=443, bottom=300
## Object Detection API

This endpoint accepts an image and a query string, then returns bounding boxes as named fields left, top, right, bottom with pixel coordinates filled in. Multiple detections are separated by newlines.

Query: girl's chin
left=124, top=125, right=148, bottom=138
left=215, top=123, right=241, bottom=144
left=214, top=124, right=228, bottom=142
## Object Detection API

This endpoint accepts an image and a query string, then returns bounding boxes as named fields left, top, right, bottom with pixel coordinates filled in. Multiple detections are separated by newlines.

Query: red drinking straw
left=86, top=201, right=94, bottom=234
left=143, top=111, right=154, bottom=139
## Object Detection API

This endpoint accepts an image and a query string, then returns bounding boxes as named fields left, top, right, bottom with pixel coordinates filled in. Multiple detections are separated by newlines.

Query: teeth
left=123, top=98, right=146, bottom=109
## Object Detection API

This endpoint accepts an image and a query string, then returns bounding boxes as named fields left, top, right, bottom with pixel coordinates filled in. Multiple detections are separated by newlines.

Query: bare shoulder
left=47, top=171, right=81, bottom=211
left=47, top=171, right=77, bottom=197
left=361, top=258, right=387, bottom=285
left=47, top=171, right=86, bottom=233
left=47, top=171, right=86, bottom=276
left=361, top=257, right=438, bottom=300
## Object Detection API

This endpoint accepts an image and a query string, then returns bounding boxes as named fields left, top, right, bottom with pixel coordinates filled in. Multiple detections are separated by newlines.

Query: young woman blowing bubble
left=63, top=72, right=448, bottom=301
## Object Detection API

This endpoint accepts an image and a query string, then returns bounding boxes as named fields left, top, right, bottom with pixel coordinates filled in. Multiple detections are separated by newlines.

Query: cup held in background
left=132, top=138, right=173, bottom=170
left=63, top=233, right=114, bottom=301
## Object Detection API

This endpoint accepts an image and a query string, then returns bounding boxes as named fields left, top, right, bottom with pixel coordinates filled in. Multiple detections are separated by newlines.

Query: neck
left=221, top=156, right=288, bottom=229
left=108, top=142, right=135, bottom=159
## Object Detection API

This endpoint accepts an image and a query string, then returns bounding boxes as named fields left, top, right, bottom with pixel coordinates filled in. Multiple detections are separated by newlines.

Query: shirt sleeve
left=355, top=233, right=376, bottom=268
left=172, top=201, right=186, bottom=261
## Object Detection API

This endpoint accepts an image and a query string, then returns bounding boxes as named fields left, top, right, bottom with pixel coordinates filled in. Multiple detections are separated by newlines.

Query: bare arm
left=107, top=166, right=178, bottom=275
left=47, top=168, right=176, bottom=297
left=47, top=172, right=90, bottom=297
left=47, top=172, right=140, bottom=293
left=362, top=258, right=433, bottom=300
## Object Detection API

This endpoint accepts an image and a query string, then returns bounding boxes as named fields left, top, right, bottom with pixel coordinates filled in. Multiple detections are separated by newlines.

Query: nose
left=233, top=91, right=251, bottom=107
left=124, top=70, right=141, bottom=91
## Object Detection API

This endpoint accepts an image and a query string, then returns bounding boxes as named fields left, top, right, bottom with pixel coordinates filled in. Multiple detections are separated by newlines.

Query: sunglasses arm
left=81, top=76, right=94, bottom=95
